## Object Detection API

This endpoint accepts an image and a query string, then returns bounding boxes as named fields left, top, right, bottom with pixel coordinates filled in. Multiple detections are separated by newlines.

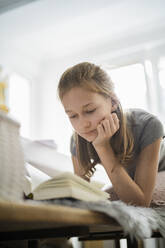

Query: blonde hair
left=58, top=62, right=134, bottom=178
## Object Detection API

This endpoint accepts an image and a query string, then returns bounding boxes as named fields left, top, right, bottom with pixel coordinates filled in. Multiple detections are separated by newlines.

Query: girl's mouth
left=84, top=130, right=97, bottom=135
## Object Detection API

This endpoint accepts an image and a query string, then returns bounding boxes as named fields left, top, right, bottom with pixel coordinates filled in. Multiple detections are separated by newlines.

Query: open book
left=21, top=137, right=73, bottom=176
left=24, top=164, right=109, bottom=202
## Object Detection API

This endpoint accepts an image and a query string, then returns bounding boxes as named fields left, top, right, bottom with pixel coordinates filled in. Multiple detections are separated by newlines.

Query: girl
left=58, top=62, right=165, bottom=207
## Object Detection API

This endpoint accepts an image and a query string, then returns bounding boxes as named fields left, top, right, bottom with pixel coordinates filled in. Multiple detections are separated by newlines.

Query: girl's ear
left=112, top=103, right=118, bottom=112
left=109, top=94, right=119, bottom=112
left=111, top=98, right=118, bottom=112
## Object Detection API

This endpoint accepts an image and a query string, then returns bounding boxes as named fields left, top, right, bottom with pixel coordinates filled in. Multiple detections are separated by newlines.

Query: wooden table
left=0, top=200, right=161, bottom=248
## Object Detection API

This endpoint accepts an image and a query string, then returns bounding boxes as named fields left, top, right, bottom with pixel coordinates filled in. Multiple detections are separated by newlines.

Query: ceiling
left=0, top=0, right=165, bottom=78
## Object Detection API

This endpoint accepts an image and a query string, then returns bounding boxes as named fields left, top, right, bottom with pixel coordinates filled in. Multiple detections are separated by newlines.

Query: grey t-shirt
left=70, top=108, right=165, bottom=179
left=125, top=108, right=165, bottom=178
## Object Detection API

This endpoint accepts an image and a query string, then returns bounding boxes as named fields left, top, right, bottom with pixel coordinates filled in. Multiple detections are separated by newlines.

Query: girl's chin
left=81, top=133, right=97, bottom=143
left=84, top=137, right=94, bottom=142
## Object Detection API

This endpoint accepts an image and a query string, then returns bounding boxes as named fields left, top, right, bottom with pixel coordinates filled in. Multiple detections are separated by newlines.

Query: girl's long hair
left=58, top=62, right=134, bottom=179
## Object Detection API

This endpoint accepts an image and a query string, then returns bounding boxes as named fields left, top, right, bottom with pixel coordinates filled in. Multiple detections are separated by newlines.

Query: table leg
left=114, top=239, right=121, bottom=248
left=126, top=236, right=138, bottom=248
left=28, top=240, right=39, bottom=248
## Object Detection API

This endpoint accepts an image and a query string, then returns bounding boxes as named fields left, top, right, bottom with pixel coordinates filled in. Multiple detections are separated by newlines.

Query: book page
left=33, top=173, right=109, bottom=201
left=21, top=137, right=73, bottom=177
left=26, top=163, right=51, bottom=190
left=23, top=176, right=32, bottom=195
left=35, top=171, right=109, bottom=198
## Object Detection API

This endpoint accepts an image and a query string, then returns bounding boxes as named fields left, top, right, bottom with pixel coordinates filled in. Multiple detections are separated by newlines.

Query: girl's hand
left=92, top=113, right=119, bottom=149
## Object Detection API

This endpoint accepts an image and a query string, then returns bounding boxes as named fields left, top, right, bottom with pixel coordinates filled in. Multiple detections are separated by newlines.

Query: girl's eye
left=69, top=109, right=96, bottom=119
left=86, top=109, right=96, bottom=114
left=69, top=115, right=77, bottom=119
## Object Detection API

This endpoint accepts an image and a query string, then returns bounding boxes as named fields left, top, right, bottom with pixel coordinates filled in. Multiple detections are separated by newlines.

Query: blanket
left=39, top=199, right=165, bottom=240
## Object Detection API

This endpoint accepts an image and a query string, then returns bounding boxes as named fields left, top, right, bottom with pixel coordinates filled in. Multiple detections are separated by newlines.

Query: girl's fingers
left=98, top=113, right=119, bottom=136
left=101, top=119, right=111, bottom=134
left=109, top=115, right=116, bottom=134
left=97, top=123, right=104, bottom=136
left=112, top=113, right=120, bottom=130
left=100, top=118, right=114, bottom=136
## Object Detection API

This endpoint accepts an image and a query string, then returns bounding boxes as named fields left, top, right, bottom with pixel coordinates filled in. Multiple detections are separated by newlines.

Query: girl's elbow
left=137, top=197, right=151, bottom=208
left=128, top=197, right=151, bottom=207
left=139, top=201, right=150, bottom=208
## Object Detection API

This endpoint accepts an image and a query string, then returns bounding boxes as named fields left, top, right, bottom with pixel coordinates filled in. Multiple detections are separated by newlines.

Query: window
left=159, top=57, right=165, bottom=90
left=8, top=73, right=31, bottom=137
left=107, top=63, right=148, bottom=111
left=158, top=57, right=165, bottom=119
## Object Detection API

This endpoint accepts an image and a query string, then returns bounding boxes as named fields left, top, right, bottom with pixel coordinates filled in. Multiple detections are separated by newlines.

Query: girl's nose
left=84, top=120, right=91, bottom=128
left=80, top=118, right=91, bottom=128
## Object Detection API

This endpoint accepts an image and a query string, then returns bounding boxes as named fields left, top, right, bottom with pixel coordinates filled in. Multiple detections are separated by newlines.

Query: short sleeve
left=140, top=116, right=165, bottom=151
left=70, top=133, right=76, bottom=156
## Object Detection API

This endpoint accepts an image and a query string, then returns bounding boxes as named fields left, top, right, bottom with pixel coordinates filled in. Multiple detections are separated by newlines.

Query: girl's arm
left=95, top=138, right=161, bottom=207
left=134, top=138, right=161, bottom=206
left=93, top=113, right=162, bottom=207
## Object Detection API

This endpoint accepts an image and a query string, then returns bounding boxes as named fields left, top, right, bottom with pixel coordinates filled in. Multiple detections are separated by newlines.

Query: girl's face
left=62, top=86, right=117, bottom=142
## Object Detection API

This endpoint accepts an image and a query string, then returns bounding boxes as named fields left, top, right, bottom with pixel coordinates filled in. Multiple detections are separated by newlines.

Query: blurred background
left=0, top=0, right=165, bottom=155
left=0, top=1, right=165, bottom=247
